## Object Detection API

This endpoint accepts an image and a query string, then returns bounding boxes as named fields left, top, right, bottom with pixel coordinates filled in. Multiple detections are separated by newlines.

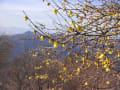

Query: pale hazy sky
left=0, top=0, right=54, bottom=35
left=0, top=0, right=100, bottom=35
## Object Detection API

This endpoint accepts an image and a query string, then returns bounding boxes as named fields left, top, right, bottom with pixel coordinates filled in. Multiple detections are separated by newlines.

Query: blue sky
left=0, top=0, right=54, bottom=35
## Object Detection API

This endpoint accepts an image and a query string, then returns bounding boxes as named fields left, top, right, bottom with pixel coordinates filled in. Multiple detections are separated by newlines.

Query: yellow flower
left=76, top=25, right=80, bottom=31
left=53, top=9, right=57, bottom=15
left=118, top=52, right=120, bottom=57
left=63, top=7, right=66, bottom=11
left=106, top=68, right=110, bottom=72
left=64, top=0, right=67, bottom=2
left=52, top=88, right=55, bottom=90
left=113, top=31, right=117, bottom=35
left=80, top=27, right=85, bottom=31
left=70, top=21, right=75, bottom=26
left=65, top=33, right=69, bottom=37
left=94, top=62, right=98, bottom=66
left=40, top=36, right=45, bottom=41
left=70, top=37, right=74, bottom=41
left=118, top=21, right=120, bottom=25
left=76, top=25, right=84, bottom=31
left=28, top=76, right=33, bottom=80
left=74, top=13, right=78, bottom=18
left=52, top=80, right=56, bottom=84
left=68, top=11, right=73, bottom=16
left=85, top=49, right=89, bottom=53
left=77, top=67, right=81, bottom=72
left=63, top=67, right=67, bottom=72
left=47, top=2, right=50, bottom=6
left=108, top=50, right=114, bottom=54
left=106, top=81, right=110, bottom=85
left=103, top=64, right=108, bottom=68
left=95, top=16, right=98, bottom=19
left=46, top=62, right=50, bottom=66
left=68, top=27, right=74, bottom=32
left=49, top=39, right=53, bottom=44
left=44, top=75, right=48, bottom=79
left=76, top=60, right=79, bottom=63
left=96, top=9, right=99, bottom=13
left=34, top=66, right=42, bottom=70
left=84, top=82, right=88, bottom=86
left=115, top=13, right=119, bottom=18
left=76, top=71, right=80, bottom=76
left=99, top=54, right=105, bottom=59
left=53, top=41, right=58, bottom=48
left=33, top=30, right=37, bottom=35
left=107, top=36, right=111, bottom=40
left=24, top=16, right=28, bottom=21
left=105, top=42, right=108, bottom=46
left=48, top=53, right=50, bottom=55
left=62, top=43, right=66, bottom=47
left=36, top=75, right=40, bottom=79
left=84, top=5, right=87, bottom=8
left=75, top=54, right=79, bottom=58
left=107, top=11, right=112, bottom=15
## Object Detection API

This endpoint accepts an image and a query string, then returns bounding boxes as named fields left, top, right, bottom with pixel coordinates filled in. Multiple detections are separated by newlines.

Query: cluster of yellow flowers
left=35, top=74, right=48, bottom=79
left=24, top=0, right=120, bottom=89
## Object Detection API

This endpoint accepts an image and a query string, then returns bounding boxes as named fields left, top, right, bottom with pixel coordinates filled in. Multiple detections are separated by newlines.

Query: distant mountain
left=7, top=31, right=52, bottom=61
left=7, top=31, right=120, bottom=63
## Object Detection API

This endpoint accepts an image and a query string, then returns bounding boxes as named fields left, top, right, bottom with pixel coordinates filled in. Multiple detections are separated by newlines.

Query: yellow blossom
left=76, top=25, right=80, bottom=31
left=80, top=27, right=84, bottom=31
left=40, top=36, right=45, bottom=41
left=76, top=60, right=79, bottom=63
left=64, top=0, right=67, bottom=2
left=28, top=76, right=33, bottom=80
left=62, top=43, right=66, bottom=47
left=113, top=31, right=117, bottom=35
left=84, top=82, right=88, bottom=86
left=49, top=39, right=53, bottom=44
left=76, top=71, right=80, bottom=76
left=106, top=81, right=110, bottom=85
left=68, top=11, right=73, bottom=16
left=63, top=7, right=66, bottom=11
left=70, top=21, right=75, bottom=26
left=46, top=62, right=50, bottom=66
left=68, top=27, right=74, bottom=32
left=118, top=52, right=120, bottom=57
left=77, top=67, right=81, bottom=72
left=24, top=16, right=28, bottom=21
left=63, top=67, right=67, bottom=72
left=34, top=66, right=42, bottom=70
left=115, top=13, right=119, bottom=17
left=48, top=53, right=50, bottom=55
left=99, top=54, right=105, bottom=59
left=53, top=9, right=57, bottom=15
left=74, top=13, right=78, bottom=18
left=47, top=2, right=50, bottom=6
left=53, top=41, right=58, bottom=48
left=52, top=88, right=55, bottom=90
left=106, top=68, right=110, bottom=72
left=118, top=21, right=120, bottom=25
left=33, top=30, right=37, bottom=35
left=108, top=50, right=114, bottom=54
left=85, top=49, right=89, bottom=53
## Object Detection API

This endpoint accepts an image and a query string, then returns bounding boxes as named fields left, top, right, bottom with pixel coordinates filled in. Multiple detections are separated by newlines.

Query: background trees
left=0, top=35, right=13, bottom=66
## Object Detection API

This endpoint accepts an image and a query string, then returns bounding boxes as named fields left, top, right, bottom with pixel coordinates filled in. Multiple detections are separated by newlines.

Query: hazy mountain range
left=6, top=31, right=120, bottom=63
left=8, top=31, right=47, bottom=60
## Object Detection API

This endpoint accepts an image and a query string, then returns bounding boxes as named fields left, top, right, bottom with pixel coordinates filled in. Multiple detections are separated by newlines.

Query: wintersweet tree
left=23, top=0, right=120, bottom=89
